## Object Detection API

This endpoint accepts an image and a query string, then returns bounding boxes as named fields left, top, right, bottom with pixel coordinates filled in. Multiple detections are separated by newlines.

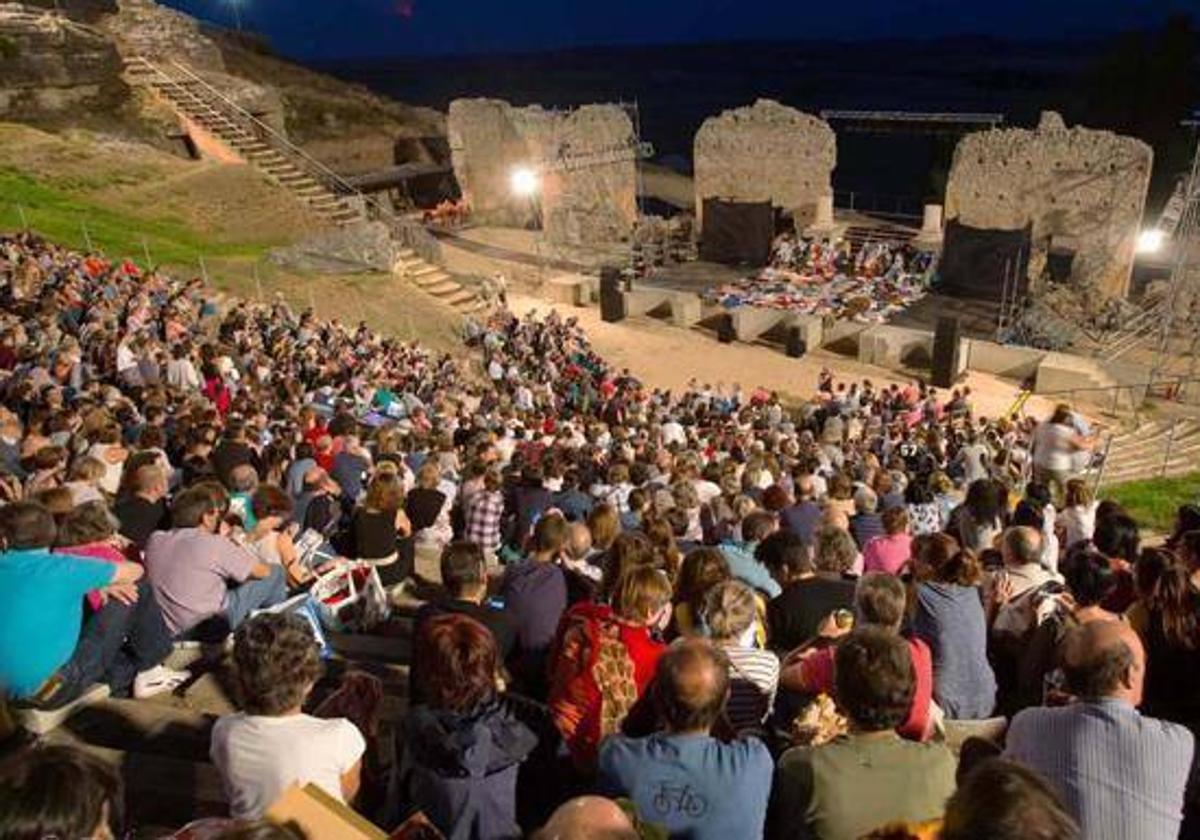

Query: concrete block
left=733, top=307, right=789, bottom=342
left=546, top=274, right=587, bottom=307
left=624, top=289, right=670, bottom=317
left=667, top=292, right=703, bottom=327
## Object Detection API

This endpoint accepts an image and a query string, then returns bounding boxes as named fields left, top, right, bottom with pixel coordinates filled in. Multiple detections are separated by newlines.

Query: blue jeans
left=224, top=565, right=287, bottom=630
left=57, top=580, right=173, bottom=700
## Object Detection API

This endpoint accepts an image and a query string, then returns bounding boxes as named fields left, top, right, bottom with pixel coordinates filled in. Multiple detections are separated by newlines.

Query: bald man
left=536, top=796, right=637, bottom=840
left=1004, top=620, right=1194, bottom=840
left=597, top=638, right=772, bottom=840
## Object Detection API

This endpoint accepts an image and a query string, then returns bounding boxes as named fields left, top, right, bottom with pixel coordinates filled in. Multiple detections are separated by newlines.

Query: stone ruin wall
left=945, top=111, right=1152, bottom=300
left=447, top=97, right=637, bottom=246
left=0, top=3, right=127, bottom=118
left=693, top=99, right=836, bottom=230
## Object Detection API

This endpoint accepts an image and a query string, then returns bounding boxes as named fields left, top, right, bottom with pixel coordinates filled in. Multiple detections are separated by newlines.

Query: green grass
left=1105, top=473, right=1200, bottom=533
left=0, top=168, right=268, bottom=267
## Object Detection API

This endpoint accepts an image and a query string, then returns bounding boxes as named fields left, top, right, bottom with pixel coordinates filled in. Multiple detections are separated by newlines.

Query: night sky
left=164, top=0, right=1192, bottom=59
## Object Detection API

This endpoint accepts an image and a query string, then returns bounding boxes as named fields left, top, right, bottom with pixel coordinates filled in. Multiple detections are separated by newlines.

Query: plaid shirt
left=465, top=489, right=504, bottom=554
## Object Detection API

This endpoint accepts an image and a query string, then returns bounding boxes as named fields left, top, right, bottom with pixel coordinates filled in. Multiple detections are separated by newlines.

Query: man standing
left=1005, top=620, right=1193, bottom=840
left=598, top=638, right=773, bottom=840
left=145, top=486, right=286, bottom=638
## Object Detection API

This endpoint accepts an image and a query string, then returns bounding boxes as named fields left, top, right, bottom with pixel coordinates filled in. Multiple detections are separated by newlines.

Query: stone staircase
left=393, top=248, right=489, bottom=316
left=124, top=55, right=362, bottom=227
left=1096, top=418, right=1200, bottom=488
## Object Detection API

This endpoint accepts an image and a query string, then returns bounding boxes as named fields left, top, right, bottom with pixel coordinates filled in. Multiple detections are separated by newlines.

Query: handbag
left=310, top=561, right=392, bottom=633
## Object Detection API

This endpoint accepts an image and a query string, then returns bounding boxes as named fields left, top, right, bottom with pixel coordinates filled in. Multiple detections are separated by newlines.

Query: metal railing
left=130, top=57, right=354, bottom=206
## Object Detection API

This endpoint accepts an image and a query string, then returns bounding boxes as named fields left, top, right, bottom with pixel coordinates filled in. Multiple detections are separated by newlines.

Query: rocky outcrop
left=694, top=99, right=836, bottom=230
left=269, top=221, right=403, bottom=274
left=21, top=0, right=115, bottom=22
left=0, top=4, right=127, bottom=118
left=448, top=97, right=638, bottom=246
left=945, top=111, right=1153, bottom=299
left=99, top=0, right=224, bottom=71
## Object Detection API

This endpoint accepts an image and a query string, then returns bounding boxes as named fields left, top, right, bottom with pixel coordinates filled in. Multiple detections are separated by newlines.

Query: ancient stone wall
left=448, top=97, right=637, bottom=246
left=694, top=99, right=836, bottom=229
left=945, top=111, right=1152, bottom=299
left=0, top=4, right=127, bottom=118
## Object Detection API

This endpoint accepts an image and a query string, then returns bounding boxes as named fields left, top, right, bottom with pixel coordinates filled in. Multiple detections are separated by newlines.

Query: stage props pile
left=704, top=235, right=934, bottom=322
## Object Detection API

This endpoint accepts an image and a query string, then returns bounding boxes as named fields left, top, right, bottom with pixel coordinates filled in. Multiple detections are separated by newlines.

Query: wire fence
left=0, top=200, right=332, bottom=320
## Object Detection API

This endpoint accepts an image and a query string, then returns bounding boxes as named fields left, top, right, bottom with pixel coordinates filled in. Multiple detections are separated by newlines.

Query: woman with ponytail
left=910, top=533, right=997, bottom=720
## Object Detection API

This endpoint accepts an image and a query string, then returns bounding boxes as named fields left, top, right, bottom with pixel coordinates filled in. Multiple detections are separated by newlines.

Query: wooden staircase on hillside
left=124, top=55, right=362, bottom=227
left=393, top=248, right=489, bottom=316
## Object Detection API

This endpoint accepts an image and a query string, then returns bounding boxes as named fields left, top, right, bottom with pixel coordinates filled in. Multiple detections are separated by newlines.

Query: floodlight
left=1137, top=229, right=1165, bottom=255
left=510, top=167, right=540, bottom=198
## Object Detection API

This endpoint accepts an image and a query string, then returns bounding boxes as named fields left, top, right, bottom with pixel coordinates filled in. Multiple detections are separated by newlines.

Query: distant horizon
left=301, top=31, right=1121, bottom=66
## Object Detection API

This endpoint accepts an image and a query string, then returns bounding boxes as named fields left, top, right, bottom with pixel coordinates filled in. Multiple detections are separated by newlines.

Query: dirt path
left=507, top=292, right=1061, bottom=421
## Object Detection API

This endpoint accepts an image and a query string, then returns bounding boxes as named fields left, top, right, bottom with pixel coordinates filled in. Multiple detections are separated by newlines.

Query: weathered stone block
left=694, top=99, right=836, bottom=229
left=945, top=111, right=1152, bottom=299
left=0, top=5, right=127, bottom=119
left=447, top=97, right=637, bottom=247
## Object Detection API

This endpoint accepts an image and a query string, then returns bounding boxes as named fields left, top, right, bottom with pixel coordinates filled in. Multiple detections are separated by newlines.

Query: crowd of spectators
left=1, top=230, right=1199, bottom=840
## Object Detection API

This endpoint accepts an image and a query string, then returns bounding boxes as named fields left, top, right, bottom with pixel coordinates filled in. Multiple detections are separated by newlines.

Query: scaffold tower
left=1149, top=137, right=1200, bottom=396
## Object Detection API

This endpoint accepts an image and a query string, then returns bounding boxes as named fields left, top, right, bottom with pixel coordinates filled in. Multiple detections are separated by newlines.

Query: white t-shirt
left=1033, top=422, right=1076, bottom=472
left=210, top=713, right=365, bottom=819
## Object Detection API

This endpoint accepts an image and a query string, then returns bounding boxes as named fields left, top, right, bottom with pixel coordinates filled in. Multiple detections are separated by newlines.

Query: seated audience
left=549, top=566, right=673, bottom=771
left=764, top=528, right=857, bottom=653
left=1004, top=620, right=1193, bottom=840
left=769, top=627, right=956, bottom=839
left=910, top=533, right=996, bottom=720
left=599, top=638, right=773, bottom=840
left=398, top=613, right=539, bottom=839
left=144, top=486, right=286, bottom=638
left=0, top=501, right=183, bottom=708
left=211, top=612, right=366, bottom=819
left=703, top=580, right=779, bottom=733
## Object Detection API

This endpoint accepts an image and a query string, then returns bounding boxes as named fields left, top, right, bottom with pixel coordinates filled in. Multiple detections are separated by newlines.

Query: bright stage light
left=510, top=167, right=540, bottom=197
left=1137, top=229, right=1165, bottom=254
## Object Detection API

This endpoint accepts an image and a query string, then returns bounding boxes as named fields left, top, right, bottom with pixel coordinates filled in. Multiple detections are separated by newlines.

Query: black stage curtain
left=939, top=219, right=1033, bottom=302
left=700, top=199, right=774, bottom=267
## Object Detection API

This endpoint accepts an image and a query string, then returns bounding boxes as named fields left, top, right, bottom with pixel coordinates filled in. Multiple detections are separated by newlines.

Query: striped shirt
left=722, top=645, right=779, bottom=734
left=1004, top=698, right=1194, bottom=840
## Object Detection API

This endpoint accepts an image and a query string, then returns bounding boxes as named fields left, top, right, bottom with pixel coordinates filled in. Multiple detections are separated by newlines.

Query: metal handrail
left=150, top=57, right=448, bottom=265
left=159, top=58, right=373, bottom=204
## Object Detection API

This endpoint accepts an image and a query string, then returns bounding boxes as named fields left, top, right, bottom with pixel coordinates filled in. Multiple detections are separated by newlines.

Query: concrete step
left=414, top=272, right=453, bottom=289
left=424, top=280, right=462, bottom=297
left=445, top=289, right=477, bottom=307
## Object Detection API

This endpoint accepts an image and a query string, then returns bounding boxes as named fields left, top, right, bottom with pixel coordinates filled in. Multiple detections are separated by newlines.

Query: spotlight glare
left=510, top=167, right=539, bottom=197
left=1137, top=229, right=1165, bottom=255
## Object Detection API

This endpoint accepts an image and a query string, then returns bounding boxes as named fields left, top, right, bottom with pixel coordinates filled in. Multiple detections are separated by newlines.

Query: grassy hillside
left=0, top=123, right=465, bottom=353
left=1105, top=473, right=1200, bottom=534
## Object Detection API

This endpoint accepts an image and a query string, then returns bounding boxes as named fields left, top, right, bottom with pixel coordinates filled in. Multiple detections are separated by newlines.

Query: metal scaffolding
left=1149, top=136, right=1200, bottom=396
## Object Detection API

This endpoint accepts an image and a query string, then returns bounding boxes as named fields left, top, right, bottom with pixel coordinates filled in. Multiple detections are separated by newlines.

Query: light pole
left=227, top=0, right=244, bottom=32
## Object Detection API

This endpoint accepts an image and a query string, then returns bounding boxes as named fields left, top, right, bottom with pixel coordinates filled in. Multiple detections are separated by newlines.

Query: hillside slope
left=0, top=122, right=465, bottom=353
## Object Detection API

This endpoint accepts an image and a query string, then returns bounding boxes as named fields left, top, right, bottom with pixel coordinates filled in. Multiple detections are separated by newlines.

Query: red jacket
left=547, top=602, right=665, bottom=771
